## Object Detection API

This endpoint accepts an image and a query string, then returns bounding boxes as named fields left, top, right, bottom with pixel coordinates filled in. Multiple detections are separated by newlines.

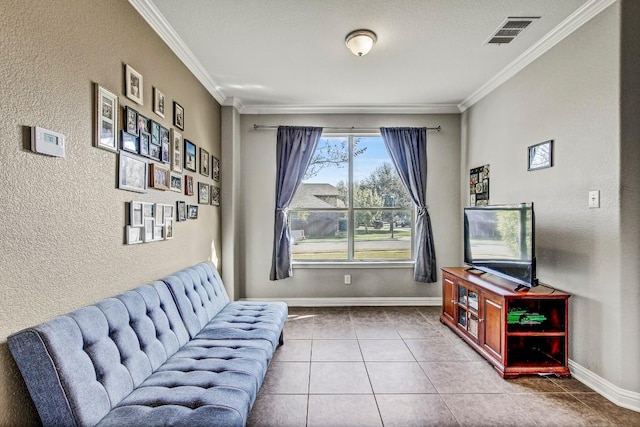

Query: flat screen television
left=464, top=202, right=538, bottom=290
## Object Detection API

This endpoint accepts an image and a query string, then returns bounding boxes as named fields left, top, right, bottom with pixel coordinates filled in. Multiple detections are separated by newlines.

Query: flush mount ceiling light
left=345, top=29, right=377, bottom=56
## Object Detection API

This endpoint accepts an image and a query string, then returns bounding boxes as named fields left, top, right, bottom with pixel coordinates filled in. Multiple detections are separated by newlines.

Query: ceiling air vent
left=486, top=17, right=540, bottom=45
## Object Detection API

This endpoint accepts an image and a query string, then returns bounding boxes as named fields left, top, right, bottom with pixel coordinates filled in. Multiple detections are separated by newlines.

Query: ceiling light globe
left=345, top=29, right=377, bottom=56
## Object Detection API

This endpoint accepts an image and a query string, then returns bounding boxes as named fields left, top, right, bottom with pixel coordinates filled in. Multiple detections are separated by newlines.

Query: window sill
left=292, top=261, right=414, bottom=269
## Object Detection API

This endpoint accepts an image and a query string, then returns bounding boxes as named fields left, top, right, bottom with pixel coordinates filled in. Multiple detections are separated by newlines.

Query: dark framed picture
left=200, top=148, right=210, bottom=176
left=153, top=87, right=165, bottom=118
left=177, top=201, right=187, bottom=222
left=187, top=204, right=198, bottom=219
left=124, top=106, right=138, bottom=136
left=118, top=151, right=147, bottom=193
left=198, top=182, right=210, bottom=204
left=120, top=131, right=139, bottom=154
left=171, top=129, right=183, bottom=173
left=149, top=142, right=160, bottom=161
left=139, top=131, right=150, bottom=157
left=174, top=101, right=184, bottom=130
left=528, top=140, right=553, bottom=171
left=124, top=64, right=143, bottom=105
left=184, top=174, right=194, bottom=196
left=212, top=155, right=220, bottom=182
left=137, top=114, right=150, bottom=135
left=149, top=163, right=170, bottom=190
left=150, top=121, right=160, bottom=146
left=184, top=139, right=196, bottom=172
left=169, top=172, right=182, bottom=193
left=94, top=83, right=119, bottom=153
left=210, top=186, right=220, bottom=206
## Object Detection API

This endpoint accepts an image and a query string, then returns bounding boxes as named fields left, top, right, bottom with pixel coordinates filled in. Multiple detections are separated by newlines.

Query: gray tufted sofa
left=8, top=262, right=287, bottom=427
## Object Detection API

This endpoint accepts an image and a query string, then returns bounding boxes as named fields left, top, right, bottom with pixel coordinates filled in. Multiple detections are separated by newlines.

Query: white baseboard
left=569, top=359, right=640, bottom=413
left=239, top=297, right=441, bottom=307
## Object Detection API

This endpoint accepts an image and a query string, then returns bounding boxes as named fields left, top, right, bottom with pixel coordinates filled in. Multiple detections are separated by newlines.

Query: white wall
left=236, top=114, right=460, bottom=301
left=464, top=1, right=639, bottom=396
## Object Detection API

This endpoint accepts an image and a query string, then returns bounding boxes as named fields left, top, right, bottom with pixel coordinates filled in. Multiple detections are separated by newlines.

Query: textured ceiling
left=139, top=0, right=600, bottom=112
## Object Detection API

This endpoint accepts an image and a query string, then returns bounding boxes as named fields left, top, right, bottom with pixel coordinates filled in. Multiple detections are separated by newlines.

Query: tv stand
left=513, top=284, right=528, bottom=292
left=465, top=267, right=485, bottom=274
left=441, top=267, right=571, bottom=379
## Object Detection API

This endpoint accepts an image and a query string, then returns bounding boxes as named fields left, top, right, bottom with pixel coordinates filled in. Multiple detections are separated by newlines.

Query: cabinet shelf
left=440, top=267, right=571, bottom=379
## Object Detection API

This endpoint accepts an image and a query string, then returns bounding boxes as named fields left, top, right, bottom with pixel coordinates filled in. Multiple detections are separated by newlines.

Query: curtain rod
left=253, top=124, right=441, bottom=132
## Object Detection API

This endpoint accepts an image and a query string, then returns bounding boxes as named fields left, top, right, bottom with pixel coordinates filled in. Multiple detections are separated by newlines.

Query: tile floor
left=247, top=306, right=640, bottom=427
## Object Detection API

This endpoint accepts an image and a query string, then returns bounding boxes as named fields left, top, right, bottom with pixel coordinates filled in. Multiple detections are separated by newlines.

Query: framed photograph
left=170, top=172, right=182, bottom=192
left=155, top=203, right=169, bottom=226
left=130, top=201, right=144, bottom=227
left=149, top=143, right=160, bottom=161
left=137, top=114, right=150, bottom=135
left=150, top=121, right=160, bottom=146
left=124, top=64, right=143, bottom=105
left=154, top=222, right=164, bottom=241
left=177, top=200, right=187, bottom=222
left=164, top=204, right=174, bottom=219
left=153, top=87, right=165, bottom=118
left=198, top=182, right=210, bottom=204
left=469, top=164, right=490, bottom=206
left=210, top=186, right=220, bottom=206
left=164, top=218, right=174, bottom=240
left=126, top=225, right=143, bottom=245
left=170, top=129, right=183, bottom=172
left=200, top=148, right=210, bottom=176
left=142, top=202, right=154, bottom=218
left=184, top=139, right=196, bottom=172
left=124, top=106, right=138, bottom=136
left=120, top=131, right=139, bottom=154
left=174, top=101, right=184, bottom=130
left=184, top=174, right=194, bottom=196
left=149, top=163, right=170, bottom=190
left=212, top=155, right=220, bottom=182
left=94, top=83, right=119, bottom=152
left=118, top=151, right=147, bottom=193
left=144, top=218, right=155, bottom=242
left=160, top=126, right=170, bottom=163
left=187, top=204, right=198, bottom=219
left=528, top=140, right=553, bottom=171
left=139, top=131, right=150, bottom=157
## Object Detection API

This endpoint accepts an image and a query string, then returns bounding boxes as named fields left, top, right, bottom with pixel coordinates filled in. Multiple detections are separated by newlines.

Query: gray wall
left=464, top=2, right=639, bottom=393
left=237, top=114, right=461, bottom=300
left=0, top=1, right=221, bottom=424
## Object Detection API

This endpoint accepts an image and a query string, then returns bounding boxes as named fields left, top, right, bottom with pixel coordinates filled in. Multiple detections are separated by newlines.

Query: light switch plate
left=31, top=126, right=65, bottom=157
left=588, top=190, right=600, bottom=208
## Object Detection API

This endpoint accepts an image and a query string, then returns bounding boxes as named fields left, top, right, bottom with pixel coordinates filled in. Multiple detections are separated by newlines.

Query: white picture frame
left=170, top=128, right=183, bottom=172
left=153, top=87, right=165, bottom=118
left=94, top=83, right=119, bottom=152
left=125, top=64, right=143, bottom=105
left=126, top=226, right=143, bottom=245
left=164, top=218, right=174, bottom=240
left=130, top=201, right=144, bottom=227
left=154, top=203, right=166, bottom=226
left=170, top=172, right=182, bottom=193
left=118, top=152, right=147, bottom=193
left=143, top=218, right=155, bottom=242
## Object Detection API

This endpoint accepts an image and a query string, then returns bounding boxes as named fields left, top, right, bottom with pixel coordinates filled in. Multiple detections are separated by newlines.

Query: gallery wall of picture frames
left=93, top=63, right=221, bottom=245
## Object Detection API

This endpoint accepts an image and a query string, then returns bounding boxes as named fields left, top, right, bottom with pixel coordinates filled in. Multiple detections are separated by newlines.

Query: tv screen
left=464, top=203, right=538, bottom=290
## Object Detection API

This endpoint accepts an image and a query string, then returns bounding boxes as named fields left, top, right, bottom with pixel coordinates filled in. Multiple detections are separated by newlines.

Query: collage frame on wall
left=469, top=164, right=489, bottom=206
left=94, top=83, right=119, bottom=153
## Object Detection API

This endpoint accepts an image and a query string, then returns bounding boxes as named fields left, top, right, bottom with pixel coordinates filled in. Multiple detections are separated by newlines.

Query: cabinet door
left=442, top=273, right=455, bottom=322
left=482, top=295, right=503, bottom=360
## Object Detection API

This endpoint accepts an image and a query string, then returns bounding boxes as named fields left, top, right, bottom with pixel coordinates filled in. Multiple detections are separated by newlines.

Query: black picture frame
left=150, top=120, right=160, bottom=146
left=124, top=106, right=138, bottom=136
left=200, top=148, right=210, bottom=176
left=174, top=101, right=184, bottom=131
left=528, top=140, right=553, bottom=171
left=187, top=204, right=198, bottom=219
left=184, top=139, right=196, bottom=172
left=120, top=131, right=139, bottom=154
left=177, top=201, right=187, bottom=222
left=212, top=155, right=220, bottom=182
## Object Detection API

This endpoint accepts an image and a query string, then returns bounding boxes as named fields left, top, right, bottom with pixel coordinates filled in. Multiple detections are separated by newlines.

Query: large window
left=290, top=134, right=413, bottom=262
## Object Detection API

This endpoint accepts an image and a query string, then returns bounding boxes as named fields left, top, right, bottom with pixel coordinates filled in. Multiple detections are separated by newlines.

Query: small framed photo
left=174, top=101, right=184, bottom=130
left=126, top=225, right=143, bottom=245
left=142, top=202, right=154, bottom=218
left=170, top=172, right=182, bottom=192
left=150, top=121, right=160, bottom=146
left=528, top=140, right=553, bottom=171
left=149, top=163, right=170, bottom=190
left=118, top=151, right=147, bottom=193
left=210, top=186, right=220, bottom=206
left=130, top=201, right=144, bottom=227
left=139, top=131, right=150, bottom=157
left=200, top=148, right=210, bottom=176
left=184, top=174, right=194, bottom=196
left=149, top=143, right=160, bottom=161
left=154, top=222, right=164, bottom=241
left=198, top=182, right=210, bottom=204
left=121, top=131, right=139, bottom=154
left=212, top=156, right=220, bottom=182
left=164, top=204, right=174, bottom=219
left=187, top=204, right=199, bottom=219
left=160, top=126, right=170, bottom=163
left=137, top=114, right=150, bottom=134
left=144, top=218, right=155, bottom=242
left=184, top=139, right=196, bottom=172
left=124, top=106, right=138, bottom=136
left=164, top=218, right=174, bottom=240
left=171, top=129, right=183, bottom=172
left=155, top=203, right=171, bottom=226
left=153, top=87, right=165, bottom=118
left=125, top=64, right=143, bottom=105
left=94, top=83, right=119, bottom=152
left=177, top=200, right=187, bottom=222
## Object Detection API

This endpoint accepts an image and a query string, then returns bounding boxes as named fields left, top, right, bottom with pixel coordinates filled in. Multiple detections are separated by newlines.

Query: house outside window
left=290, top=134, right=414, bottom=262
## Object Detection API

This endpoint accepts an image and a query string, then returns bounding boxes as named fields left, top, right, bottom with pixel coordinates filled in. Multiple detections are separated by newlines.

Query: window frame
left=290, top=133, right=415, bottom=266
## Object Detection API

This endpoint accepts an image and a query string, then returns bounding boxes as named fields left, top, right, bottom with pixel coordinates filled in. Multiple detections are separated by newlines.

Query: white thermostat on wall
left=31, top=126, right=65, bottom=157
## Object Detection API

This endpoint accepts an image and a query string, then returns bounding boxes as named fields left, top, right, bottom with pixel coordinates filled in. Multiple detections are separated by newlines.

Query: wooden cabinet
left=440, top=267, right=570, bottom=379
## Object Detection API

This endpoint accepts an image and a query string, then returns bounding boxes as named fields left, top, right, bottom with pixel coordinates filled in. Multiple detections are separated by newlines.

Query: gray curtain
left=270, top=126, right=323, bottom=280
left=380, top=127, right=437, bottom=282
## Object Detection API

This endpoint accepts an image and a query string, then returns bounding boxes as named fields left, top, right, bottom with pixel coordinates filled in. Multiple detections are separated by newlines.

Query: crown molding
left=238, top=104, right=461, bottom=115
left=458, top=0, right=616, bottom=112
left=128, top=0, right=226, bottom=105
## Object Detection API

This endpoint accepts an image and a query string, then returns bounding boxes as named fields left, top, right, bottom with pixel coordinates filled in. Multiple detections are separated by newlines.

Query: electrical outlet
left=588, top=190, right=600, bottom=208
left=344, top=274, right=351, bottom=285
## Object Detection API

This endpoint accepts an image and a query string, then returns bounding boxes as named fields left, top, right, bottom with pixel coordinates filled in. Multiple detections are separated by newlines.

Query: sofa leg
left=279, top=331, right=284, bottom=347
